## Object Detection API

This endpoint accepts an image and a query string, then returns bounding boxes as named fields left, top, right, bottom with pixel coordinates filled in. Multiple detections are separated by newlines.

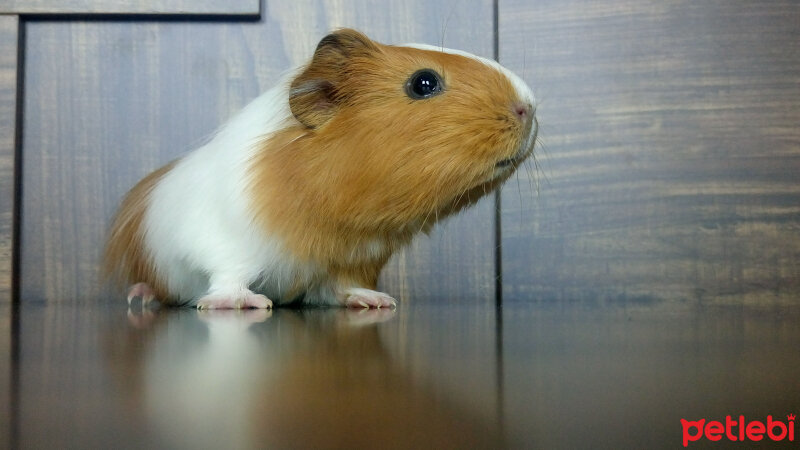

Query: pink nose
left=512, top=101, right=532, bottom=121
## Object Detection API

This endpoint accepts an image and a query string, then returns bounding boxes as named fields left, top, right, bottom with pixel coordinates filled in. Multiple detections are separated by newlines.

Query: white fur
left=138, top=43, right=535, bottom=307
left=142, top=74, right=321, bottom=306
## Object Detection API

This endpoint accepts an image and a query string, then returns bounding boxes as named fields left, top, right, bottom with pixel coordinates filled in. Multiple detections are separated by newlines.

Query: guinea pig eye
left=406, top=69, right=443, bottom=100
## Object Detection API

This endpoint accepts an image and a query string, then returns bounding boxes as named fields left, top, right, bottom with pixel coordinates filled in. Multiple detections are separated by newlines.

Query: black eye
left=406, top=69, right=443, bottom=99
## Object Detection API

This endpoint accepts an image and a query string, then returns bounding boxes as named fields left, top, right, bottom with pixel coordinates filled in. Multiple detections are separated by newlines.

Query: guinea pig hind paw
left=341, top=288, right=397, bottom=309
left=196, top=291, right=273, bottom=310
left=127, top=282, right=156, bottom=306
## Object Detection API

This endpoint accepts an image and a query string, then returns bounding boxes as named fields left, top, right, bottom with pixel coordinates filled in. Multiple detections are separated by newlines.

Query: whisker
left=526, top=158, right=537, bottom=198
left=419, top=201, right=435, bottom=232
left=535, top=136, right=552, bottom=189
left=440, top=0, right=459, bottom=51
left=515, top=167, right=524, bottom=220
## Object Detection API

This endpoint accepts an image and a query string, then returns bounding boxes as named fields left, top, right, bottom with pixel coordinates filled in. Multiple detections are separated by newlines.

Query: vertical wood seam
left=8, top=13, right=23, bottom=450
left=12, top=17, right=24, bottom=306
left=492, top=0, right=506, bottom=444
left=493, top=0, right=503, bottom=309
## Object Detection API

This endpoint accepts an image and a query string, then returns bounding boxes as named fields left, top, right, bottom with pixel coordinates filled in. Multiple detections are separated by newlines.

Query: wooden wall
left=499, top=0, right=800, bottom=304
left=1, top=0, right=799, bottom=306
left=0, top=16, right=17, bottom=444
left=7, top=1, right=497, bottom=305
left=1, top=0, right=259, bottom=15
left=0, top=16, right=18, bottom=304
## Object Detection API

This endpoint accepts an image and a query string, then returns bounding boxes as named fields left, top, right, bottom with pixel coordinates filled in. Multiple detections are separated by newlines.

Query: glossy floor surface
left=3, top=300, right=800, bottom=449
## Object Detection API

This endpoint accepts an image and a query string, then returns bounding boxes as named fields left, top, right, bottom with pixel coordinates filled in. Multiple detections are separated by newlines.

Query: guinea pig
left=104, top=28, right=537, bottom=309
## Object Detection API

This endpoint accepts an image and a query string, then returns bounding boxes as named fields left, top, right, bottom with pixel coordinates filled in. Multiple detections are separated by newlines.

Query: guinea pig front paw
left=337, top=287, right=397, bottom=309
left=196, top=289, right=273, bottom=310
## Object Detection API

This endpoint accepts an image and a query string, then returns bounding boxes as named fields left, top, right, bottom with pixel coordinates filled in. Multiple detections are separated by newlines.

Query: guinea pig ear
left=289, top=29, right=379, bottom=129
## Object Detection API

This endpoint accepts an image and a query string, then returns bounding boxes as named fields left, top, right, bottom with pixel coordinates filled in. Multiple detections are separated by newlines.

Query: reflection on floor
left=5, top=299, right=800, bottom=448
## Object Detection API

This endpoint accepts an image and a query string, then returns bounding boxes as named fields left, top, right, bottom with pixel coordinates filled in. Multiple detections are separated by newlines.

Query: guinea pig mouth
left=495, top=139, right=534, bottom=169
left=496, top=115, right=538, bottom=169
left=496, top=157, right=520, bottom=168
left=495, top=155, right=525, bottom=168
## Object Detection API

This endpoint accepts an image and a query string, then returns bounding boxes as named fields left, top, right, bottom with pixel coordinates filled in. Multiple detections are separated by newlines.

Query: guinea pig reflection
left=108, top=308, right=503, bottom=449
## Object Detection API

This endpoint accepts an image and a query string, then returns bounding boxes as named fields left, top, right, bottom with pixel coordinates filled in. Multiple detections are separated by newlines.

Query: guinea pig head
left=258, top=29, right=536, bottom=244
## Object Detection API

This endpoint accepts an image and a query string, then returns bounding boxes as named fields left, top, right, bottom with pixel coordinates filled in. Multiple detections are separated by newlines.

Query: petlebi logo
left=681, top=414, right=795, bottom=447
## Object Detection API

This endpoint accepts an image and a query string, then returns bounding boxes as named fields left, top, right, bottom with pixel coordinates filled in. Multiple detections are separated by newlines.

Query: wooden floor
left=3, top=300, right=799, bottom=449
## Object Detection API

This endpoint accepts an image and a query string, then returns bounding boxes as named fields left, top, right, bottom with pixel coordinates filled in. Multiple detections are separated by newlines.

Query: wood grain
left=501, top=303, right=800, bottom=447
left=0, top=0, right=259, bottom=15
left=0, top=16, right=18, bottom=304
left=0, top=17, right=15, bottom=448
left=0, top=306, right=11, bottom=450
left=9, top=300, right=800, bottom=448
left=499, top=0, right=800, bottom=303
left=0, top=17, right=16, bottom=440
left=11, top=301, right=502, bottom=448
left=20, top=0, right=498, bottom=304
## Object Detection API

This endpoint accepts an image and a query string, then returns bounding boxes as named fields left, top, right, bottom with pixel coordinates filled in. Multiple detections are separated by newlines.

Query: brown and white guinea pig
left=104, top=28, right=537, bottom=310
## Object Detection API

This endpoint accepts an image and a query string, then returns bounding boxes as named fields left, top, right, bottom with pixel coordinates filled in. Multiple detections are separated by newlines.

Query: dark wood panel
left=500, top=0, right=800, bottom=303
left=0, top=305, right=10, bottom=450
left=0, top=15, right=15, bottom=438
left=0, top=0, right=259, bottom=15
left=0, top=15, right=18, bottom=304
left=0, top=18, right=15, bottom=448
left=20, top=0, right=497, bottom=304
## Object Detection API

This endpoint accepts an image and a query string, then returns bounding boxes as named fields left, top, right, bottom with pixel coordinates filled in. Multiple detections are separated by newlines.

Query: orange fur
left=103, top=162, right=175, bottom=299
left=250, top=30, right=528, bottom=289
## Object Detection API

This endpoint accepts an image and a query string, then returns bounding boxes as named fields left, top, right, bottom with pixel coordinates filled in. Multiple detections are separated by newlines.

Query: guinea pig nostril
left=511, top=102, right=532, bottom=121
